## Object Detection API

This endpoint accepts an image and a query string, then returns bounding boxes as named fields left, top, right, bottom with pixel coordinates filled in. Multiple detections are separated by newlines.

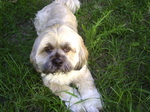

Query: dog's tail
left=54, top=0, right=80, bottom=13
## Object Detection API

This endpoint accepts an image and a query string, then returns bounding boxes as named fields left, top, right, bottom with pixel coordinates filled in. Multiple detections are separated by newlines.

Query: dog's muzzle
left=42, top=55, right=73, bottom=74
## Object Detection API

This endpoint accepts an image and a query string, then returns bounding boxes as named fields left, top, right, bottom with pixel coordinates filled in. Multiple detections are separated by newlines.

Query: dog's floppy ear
left=30, top=44, right=41, bottom=73
left=74, top=41, right=89, bottom=70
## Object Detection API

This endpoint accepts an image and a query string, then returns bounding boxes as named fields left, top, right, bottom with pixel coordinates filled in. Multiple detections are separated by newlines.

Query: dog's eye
left=63, top=46, right=71, bottom=52
left=45, top=46, right=53, bottom=53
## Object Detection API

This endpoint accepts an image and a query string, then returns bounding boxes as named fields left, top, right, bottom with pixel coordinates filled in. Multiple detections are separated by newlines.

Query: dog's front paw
left=84, top=98, right=103, bottom=112
left=69, top=103, right=86, bottom=112
left=64, top=89, right=86, bottom=112
left=85, top=106, right=100, bottom=112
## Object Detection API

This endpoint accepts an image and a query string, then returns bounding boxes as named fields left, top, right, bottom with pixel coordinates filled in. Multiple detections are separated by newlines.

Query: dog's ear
left=74, top=41, right=89, bottom=70
left=30, top=44, right=41, bottom=73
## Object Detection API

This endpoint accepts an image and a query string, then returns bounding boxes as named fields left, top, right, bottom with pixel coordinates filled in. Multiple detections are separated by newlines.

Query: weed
left=0, top=0, right=149, bottom=111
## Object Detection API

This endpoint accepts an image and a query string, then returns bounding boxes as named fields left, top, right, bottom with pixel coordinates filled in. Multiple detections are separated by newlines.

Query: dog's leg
left=76, top=69, right=103, bottom=112
left=47, top=83, right=86, bottom=112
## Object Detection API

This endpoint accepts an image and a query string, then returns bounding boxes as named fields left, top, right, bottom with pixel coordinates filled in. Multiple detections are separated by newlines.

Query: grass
left=0, top=0, right=150, bottom=111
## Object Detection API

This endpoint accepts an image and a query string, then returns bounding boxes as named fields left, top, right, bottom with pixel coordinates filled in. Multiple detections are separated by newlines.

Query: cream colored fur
left=30, top=0, right=103, bottom=111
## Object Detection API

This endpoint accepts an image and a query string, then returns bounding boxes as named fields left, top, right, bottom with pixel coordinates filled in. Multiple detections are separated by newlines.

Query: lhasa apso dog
left=30, top=0, right=103, bottom=111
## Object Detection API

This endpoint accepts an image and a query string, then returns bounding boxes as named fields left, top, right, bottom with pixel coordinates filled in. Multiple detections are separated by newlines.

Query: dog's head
left=30, top=25, right=88, bottom=74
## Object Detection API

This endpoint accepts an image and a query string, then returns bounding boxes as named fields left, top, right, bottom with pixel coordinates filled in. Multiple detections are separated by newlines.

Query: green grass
left=0, top=0, right=150, bottom=111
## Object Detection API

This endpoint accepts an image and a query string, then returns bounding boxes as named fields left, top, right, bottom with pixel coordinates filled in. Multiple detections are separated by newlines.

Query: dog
left=30, top=0, right=103, bottom=111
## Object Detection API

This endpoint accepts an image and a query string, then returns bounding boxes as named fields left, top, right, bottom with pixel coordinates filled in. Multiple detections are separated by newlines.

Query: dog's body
left=30, top=0, right=103, bottom=111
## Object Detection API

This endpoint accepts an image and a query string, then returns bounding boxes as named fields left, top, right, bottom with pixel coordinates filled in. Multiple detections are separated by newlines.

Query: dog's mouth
left=42, top=65, right=73, bottom=75
left=42, top=58, right=73, bottom=74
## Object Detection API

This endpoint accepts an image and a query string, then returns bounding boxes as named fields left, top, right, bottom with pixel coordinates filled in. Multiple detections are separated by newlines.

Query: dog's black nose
left=52, top=59, right=63, bottom=67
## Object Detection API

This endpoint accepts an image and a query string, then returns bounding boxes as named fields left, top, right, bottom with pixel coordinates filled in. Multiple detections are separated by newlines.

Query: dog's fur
left=30, top=0, right=103, bottom=111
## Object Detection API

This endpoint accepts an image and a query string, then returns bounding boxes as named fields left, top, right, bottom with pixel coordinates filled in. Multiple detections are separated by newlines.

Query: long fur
left=30, top=0, right=103, bottom=111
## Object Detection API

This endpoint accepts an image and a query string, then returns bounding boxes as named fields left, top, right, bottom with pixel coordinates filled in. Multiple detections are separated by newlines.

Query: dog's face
left=30, top=25, right=88, bottom=74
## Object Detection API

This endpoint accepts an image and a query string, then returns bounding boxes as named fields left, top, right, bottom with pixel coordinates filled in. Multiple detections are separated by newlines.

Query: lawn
left=0, top=0, right=150, bottom=111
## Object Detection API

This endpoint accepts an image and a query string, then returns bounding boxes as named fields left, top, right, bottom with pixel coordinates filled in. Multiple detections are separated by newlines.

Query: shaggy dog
left=30, top=0, right=103, bottom=111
